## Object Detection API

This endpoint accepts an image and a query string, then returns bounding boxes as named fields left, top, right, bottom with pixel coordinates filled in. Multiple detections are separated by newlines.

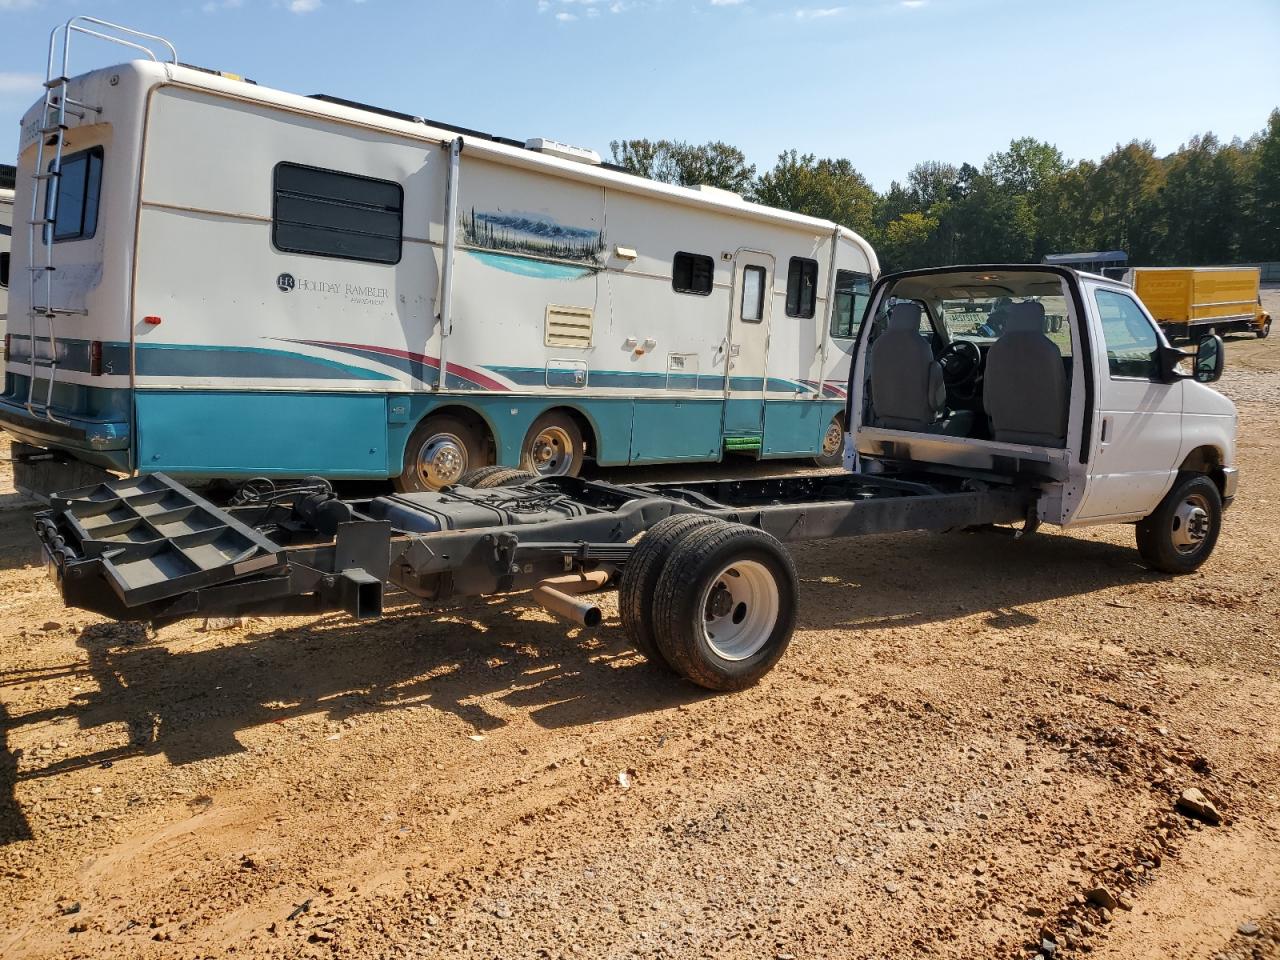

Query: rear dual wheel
left=621, top=518, right=798, bottom=691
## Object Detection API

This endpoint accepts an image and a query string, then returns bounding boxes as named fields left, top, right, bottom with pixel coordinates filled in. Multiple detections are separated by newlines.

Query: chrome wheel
left=1171, top=492, right=1211, bottom=555
left=415, top=432, right=469, bottom=488
left=699, top=559, right=780, bottom=661
left=820, top=419, right=844, bottom=457
left=527, top=425, right=575, bottom=477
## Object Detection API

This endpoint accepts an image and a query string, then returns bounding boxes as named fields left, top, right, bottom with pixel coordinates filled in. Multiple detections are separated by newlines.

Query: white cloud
left=555, top=10, right=577, bottom=19
left=288, top=0, right=321, bottom=11
left=794, top=5, right=845, bottom=18
left=900, top=0, right=927, bottom=6
left=0, top=72, right=43, bottom=95
left=202, top=0, right=244, bottom=12
left=710, top=0, right=747, bottom=5
left=0, top=0, right=43, bottom=10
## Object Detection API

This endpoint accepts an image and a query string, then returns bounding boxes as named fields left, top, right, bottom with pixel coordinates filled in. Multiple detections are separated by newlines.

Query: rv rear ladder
left=21, top=17, right=177, bottom=424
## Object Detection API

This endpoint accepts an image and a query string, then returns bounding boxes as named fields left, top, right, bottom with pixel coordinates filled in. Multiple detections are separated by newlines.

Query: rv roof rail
left=308, top=93, right=526, bottom=149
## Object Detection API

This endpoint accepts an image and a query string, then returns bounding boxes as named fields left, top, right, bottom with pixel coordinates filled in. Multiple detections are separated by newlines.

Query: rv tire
left=396, top=415, right=485, bottom=492
left=520, top=412, right=585, bottom=478
left=813, top=414, right=847, bottom=468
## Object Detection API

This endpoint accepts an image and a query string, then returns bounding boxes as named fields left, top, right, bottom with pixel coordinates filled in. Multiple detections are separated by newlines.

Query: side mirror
left=1194, top=334, right=1225, bottom=384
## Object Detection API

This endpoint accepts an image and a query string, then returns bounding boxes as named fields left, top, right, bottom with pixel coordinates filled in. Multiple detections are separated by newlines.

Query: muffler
left=532, top=570, right=610, bottom=627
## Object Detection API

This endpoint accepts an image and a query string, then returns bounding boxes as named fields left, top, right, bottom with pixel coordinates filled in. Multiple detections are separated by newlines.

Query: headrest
left=887, top=301, right=923, bottom=332
left=1004, top=300, right=1046, bottom=334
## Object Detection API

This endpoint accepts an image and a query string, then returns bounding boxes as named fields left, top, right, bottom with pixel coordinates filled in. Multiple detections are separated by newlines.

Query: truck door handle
left=1100, top=416, right=1111, bottom=443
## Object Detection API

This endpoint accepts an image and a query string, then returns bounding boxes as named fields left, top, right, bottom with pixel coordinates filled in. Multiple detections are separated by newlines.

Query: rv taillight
left=90, top=340, right=103, bottom=377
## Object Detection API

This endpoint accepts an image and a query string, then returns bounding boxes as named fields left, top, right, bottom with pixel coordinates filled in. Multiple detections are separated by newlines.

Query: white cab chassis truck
left=37, top=264, right=1237, bottom=691
left=4, top=18, right=874, bottom=496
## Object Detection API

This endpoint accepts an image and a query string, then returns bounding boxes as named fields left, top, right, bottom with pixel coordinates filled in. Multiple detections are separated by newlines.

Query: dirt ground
left=1, top=305, right=1278, bottom=959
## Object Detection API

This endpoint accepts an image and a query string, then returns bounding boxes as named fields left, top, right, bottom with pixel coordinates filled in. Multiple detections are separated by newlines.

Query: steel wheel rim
left=699, top=559, right=779, bottom=661
left=528, top=425, right=574, bottom=476
left=416, top=432, right=469, bottom=488
left=821, top=420, right=844, bottom=457
left=1171, top=492, right=1211, bottom=554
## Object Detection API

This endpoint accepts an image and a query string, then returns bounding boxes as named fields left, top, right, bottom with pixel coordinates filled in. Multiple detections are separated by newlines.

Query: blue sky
left=1, top=0, right=1277, bottom=189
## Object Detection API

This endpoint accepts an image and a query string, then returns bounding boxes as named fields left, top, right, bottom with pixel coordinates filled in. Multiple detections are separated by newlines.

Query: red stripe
left=301, top=340, right=510, bottom=392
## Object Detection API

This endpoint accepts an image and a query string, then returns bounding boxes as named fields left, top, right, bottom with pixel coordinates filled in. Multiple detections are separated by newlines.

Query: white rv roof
left=83, top=60, right=877, bottom=269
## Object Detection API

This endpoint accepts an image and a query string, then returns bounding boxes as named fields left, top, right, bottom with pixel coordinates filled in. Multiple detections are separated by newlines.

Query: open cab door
left=847, top=265, right=1095, bottom=524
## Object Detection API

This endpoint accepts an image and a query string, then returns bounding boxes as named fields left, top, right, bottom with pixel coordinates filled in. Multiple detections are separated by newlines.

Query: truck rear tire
left=1258, top=318, right=1271, bottom=339
left=1135, top=472, right=1223, bottom=574
left=619, top=513, right=724, bottom=665
left=456, top=466, right=514, bottom=488
left=652, top=522, right=798, bottom=691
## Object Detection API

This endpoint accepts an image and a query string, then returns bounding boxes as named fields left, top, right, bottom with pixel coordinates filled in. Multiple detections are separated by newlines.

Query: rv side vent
left=545, top=304, right=594, bottom=348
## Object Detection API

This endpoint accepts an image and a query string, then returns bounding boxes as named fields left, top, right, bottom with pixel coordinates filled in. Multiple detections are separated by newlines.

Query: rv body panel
left=3, top=58, right=877, bottom=485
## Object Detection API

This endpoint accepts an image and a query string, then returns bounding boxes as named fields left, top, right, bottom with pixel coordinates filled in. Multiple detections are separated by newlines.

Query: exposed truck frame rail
left=35, top=471, right=1034, bottom=688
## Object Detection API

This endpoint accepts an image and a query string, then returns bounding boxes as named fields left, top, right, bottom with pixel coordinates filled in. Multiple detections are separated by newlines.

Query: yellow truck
left=1130, top=266, right=1271, bottom=340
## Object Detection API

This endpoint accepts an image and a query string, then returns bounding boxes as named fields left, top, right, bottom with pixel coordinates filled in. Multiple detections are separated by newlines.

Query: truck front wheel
left=1258, top=317, right=1271, bottom=339
left=1135, top=472, right=1223, bottom=574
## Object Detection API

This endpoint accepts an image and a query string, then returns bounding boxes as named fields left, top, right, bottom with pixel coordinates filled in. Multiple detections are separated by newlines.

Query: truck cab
left=849, top=265, right=1237, bottom=570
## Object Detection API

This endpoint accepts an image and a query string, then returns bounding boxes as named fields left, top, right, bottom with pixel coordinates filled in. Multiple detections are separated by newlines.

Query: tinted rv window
left=273, top=162, right=403, bottom=264
left=672, top=252, right=714, bottom=296
left=45, top=146, right=103, bottom=243
left=785, top=257, right=819, bottom=318
left=831, top=270, right=872, bottom=339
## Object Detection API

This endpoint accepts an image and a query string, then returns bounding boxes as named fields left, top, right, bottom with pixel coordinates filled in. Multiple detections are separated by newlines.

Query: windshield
left=939, top=295, right=1072, bottom=355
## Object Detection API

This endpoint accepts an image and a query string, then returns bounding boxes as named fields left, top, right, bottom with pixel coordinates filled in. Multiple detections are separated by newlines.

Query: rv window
left=785, top=257, right=818, bottom=318
left=741, top=265, right=766, bottom=323
left=45, top=146, right=103, bottom=243
left=672, top=252, right=714, bottom=296
left=0, top=251, right=8, bottom=288
left=830, top=270, right=872, bottom=339
left=273, top=162, right=403, bottom=265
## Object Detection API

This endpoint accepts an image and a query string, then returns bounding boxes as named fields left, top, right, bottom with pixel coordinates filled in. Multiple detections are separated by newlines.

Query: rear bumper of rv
left=0, top=397, right=131, bottom=469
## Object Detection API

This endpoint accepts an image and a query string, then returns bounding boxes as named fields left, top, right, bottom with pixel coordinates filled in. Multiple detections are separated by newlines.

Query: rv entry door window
left=742, top=265, right=766, bottom=323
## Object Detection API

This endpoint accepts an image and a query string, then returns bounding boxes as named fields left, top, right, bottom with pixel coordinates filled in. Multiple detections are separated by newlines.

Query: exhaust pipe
left=532, top=570, right=610, bottom=627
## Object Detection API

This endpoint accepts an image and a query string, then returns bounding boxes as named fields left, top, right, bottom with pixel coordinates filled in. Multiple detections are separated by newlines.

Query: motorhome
left=3, top=18, right=877, bottom=496
left=0, top=165, right=14, bottom=338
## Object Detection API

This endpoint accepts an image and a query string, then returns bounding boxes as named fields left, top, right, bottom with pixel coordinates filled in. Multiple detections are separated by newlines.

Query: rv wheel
left=396, top=415, right=485, bottom=492
left=812, top=414, right=847, bottom=468
left=520, top=413, right=585, bottom=478
left=652, top=522, right=798, bottom=691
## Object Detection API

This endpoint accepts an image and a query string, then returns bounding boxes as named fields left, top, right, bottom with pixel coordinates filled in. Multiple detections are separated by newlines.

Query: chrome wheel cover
left=415, top=431, right=469, bottom=488
left=1171, top=492, right=1211, bottom=554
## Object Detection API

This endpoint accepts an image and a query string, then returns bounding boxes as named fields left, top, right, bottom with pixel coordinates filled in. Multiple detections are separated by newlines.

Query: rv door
left=721, top=250, right=774, bottom=441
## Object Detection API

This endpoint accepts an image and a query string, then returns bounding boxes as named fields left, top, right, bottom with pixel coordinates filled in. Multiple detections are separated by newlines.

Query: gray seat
left=869, top=302, right=945, bottom=431
left=983, top=300, right=1068, bottom=446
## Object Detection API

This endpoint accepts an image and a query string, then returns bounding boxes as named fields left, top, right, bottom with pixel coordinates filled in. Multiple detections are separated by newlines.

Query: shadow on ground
left=0, top=522, right=1154, bottom=845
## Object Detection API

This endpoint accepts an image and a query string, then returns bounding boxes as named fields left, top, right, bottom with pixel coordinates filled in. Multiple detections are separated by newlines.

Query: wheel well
left=1179, top=446, right=1225, bottom=492
left=417, top=405, right=497, bottom=463
left=532, top=406, right=599, bottom=461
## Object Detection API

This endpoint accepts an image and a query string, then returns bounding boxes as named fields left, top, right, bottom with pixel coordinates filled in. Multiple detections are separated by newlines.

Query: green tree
left=1158, top=133, right=1247, bottom=264
left=608, top=138, right=756, bottom=193
left=1242, top=110, right=1280, bottom=261
left=751, top=150, right=877, bottom=237
left=880, top=211, right=940, bottom=272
